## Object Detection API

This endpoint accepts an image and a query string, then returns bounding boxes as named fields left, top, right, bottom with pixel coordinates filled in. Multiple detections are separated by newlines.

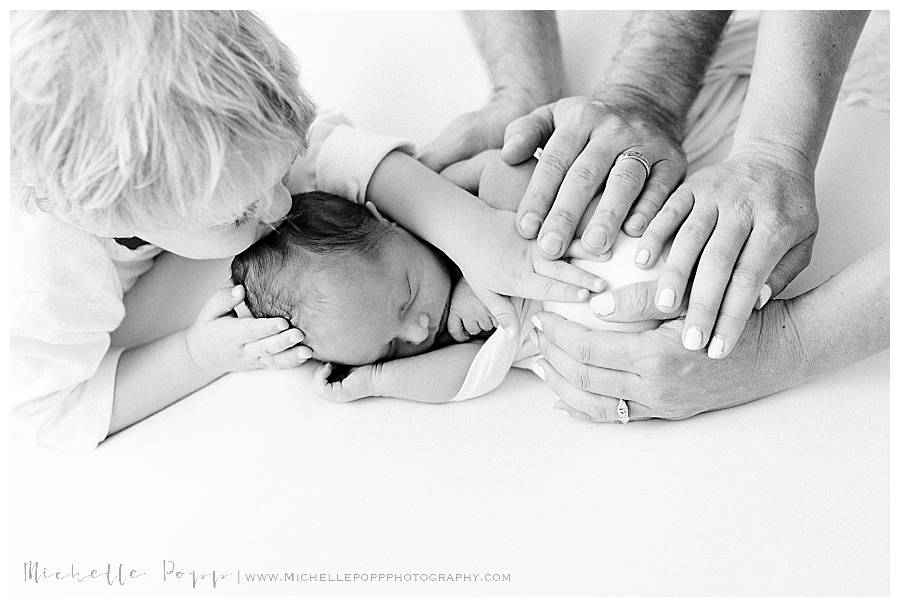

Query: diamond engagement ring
left=615, top=150, right=651, bottom=180
left=616, top=398, right=630, bottom=424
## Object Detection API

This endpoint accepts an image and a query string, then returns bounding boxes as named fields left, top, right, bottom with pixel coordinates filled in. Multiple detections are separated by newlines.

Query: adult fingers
left=704, top=230, right=785, bottom=359
left=532, top=251, right=607, bottom=293
left=588, top=281, right=685, bottom=323
left=244, top=327, right=304, bottom=358
left=564, top=238, right=612, bottom=263
left=579, top=151, right=648, bottom=255
left=654, top=206, right=717, bottom=314
left=622, top=157, right=686, bottom=237
left=198, top=285, right=245, bottom=322
left=515, top=124, right=592, bottom=245
left=680, top=217, right=751, bottom=353
left=500, top=103, right=556, bottom=166
left=635, top=185, right=695, bottom=270
left=534, top=359, right=624, bottom=423
left=537, top=333, right=642, bottom=400
left=767, top=235, right=815, bottom=298
left=540, top=141, right=616, bottom=255
left=532, top=310, right=640, bottom=370
left=259, top=344, right=313, bottom=369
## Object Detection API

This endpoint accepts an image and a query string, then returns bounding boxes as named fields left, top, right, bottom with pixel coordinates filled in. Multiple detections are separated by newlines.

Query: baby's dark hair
left=231, top=191, right=391, bottom=326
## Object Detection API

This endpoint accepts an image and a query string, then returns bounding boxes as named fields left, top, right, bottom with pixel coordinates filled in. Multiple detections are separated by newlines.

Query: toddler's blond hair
left=11, top=11, right=317, bottom=233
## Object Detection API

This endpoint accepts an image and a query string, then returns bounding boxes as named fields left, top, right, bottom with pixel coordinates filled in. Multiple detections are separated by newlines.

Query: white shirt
left=11, top=112, right=413, bottom=450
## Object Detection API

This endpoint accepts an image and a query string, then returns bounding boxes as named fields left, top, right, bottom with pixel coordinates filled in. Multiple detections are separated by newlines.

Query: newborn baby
left=232, top=151, right=663, bottom=403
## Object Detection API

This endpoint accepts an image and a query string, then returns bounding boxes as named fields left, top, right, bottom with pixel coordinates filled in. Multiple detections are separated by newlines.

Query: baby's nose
left=403, top=313, right=430, bottom=345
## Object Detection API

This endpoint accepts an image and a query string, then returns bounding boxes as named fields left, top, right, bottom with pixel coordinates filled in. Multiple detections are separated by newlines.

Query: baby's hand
left=313, top=362, right=378, bottom=402
left=184, top=285, right=310, bottom=374
left=447, top=279, right=497, bottom=342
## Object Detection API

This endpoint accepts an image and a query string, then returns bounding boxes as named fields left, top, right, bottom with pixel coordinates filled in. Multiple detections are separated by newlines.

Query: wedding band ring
left=615, top=150, right=651, bottom=180
left=616, top=398, right=630, bottom=424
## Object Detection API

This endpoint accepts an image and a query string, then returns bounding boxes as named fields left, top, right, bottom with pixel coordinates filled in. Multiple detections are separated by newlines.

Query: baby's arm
left=315, top=342, right=483, bottom=405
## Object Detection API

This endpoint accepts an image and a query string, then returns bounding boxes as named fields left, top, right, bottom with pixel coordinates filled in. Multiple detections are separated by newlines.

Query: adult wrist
left=730, top=128, right=818, bottom=178
left=592, top=86, right=686, bottom=142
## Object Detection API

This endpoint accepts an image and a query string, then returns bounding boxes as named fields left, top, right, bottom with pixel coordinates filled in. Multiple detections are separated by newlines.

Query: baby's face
left=303, top=225, right=452, bottom=366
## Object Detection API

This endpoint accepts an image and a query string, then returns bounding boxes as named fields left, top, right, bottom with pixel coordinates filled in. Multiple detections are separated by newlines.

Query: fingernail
left=576, top=288, right=589, bottom=301
left=593, top=277, right=607, bottom=292
left=755, top=283, right=772, bottom=310
left=657, top=288, right=676, bottom=310
left=231, top=285, right=242, bottom=297
left=290, top=329, right=304, bottom=342
left=683, top=326, right=703, bottom=350
left=273, top=320, right=287, bottom=331
left=533, top=363, right=546, bottom=381
left=520, top=212, right=541, bottom=237
left=634, top=248, right=650, bottom=266
left=540, top=233, right=563, bottom=256
left=590, top=292, right=615, bottom=316
left=531, top=316, right=543, bottom=332
left=708, top=335, right=726, bottom=358
left=582, top=229, right=607, bottom=252
left=625, top=215, right=646, bottom=232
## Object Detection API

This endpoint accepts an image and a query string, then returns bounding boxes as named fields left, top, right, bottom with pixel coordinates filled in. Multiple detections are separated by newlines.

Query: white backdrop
left=10, top=11, right=889, bottom=596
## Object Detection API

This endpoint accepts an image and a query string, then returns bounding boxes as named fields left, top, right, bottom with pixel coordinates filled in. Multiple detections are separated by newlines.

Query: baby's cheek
left=543, top=232, right=671, bottom=332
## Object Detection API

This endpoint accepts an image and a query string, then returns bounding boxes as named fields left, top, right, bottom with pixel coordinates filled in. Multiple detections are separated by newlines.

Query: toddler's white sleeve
left=11, top=210, right=127, bottom=450
left=288, top=111, right=415, bottom=204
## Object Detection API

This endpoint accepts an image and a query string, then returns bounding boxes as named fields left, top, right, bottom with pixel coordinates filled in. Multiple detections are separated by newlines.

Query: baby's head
left=232, top=192, right=452, bottom=366
left=12, top=11, right=316, bottom=257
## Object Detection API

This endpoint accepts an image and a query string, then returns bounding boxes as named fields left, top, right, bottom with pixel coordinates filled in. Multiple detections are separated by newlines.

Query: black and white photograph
left=7, top=8, right=892, bottom=599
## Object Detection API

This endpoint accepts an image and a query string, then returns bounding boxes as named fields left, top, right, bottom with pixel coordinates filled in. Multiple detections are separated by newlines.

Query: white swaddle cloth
left=450, top=12, right=888, bottom=403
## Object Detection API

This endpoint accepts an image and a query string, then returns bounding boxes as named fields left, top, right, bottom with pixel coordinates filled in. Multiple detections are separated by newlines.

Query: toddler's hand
left=447, top=279, right=497, bottom=342
left=313, top=362, right=378, bottom=403
left=184, top=285, right=310, bottom=374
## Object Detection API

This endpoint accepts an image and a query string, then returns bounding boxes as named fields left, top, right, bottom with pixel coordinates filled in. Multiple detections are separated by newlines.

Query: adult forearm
left=109, top=330, right=222, bottom=435
left=732, top=11, right=869, bottom=169
left=788, top=245, right=888, bottom=383
left=595, top=10, right=731, bottom=139
left=463, top=10, right=564, bottom=106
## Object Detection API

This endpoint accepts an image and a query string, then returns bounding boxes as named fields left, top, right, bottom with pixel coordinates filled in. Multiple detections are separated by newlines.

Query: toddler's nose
left=403, top=313, right=430, bottom=345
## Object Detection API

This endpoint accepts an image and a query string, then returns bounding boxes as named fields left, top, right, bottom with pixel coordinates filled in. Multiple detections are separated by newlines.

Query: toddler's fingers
left=244, top=327, right=304, bottom=358
left=259, top=343, right=312, bottom=369
left=473, top=288, right=519, bottom=338
left=239, top=318, right=292, bottom=344
left=198, top=285, right=245, bottom=322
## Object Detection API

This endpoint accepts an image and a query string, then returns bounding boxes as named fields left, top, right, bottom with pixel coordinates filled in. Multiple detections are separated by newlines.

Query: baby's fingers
left=260, top=343, right=313, bottom=369
left=448, top=315, right=469, bottom=342
left=313, top=362, right=334, bottom=393
left=243, top=326, right=304, bottom=358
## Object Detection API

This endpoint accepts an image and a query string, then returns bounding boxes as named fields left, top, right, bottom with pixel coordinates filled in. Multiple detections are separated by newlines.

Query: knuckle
left=688, top=298, right=719, bottom=317
left=730, top=264, right=763, bottom=290
left=609, top=165, right=645, bottom=190
left=547, top=207, right=580, bottom=229
left=537, top=152, right=570, bottom=176
left=574, top=367, right=593, bottom=391
left=575, top=338, right=597, bottom=364
left=567, top=163, right=603, bottom=188
left=704, top=244, right=736, bottom=268
left=625, top=285, right=651, bottom=316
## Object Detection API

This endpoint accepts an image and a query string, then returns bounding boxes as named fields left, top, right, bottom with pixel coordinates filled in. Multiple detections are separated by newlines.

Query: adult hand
left=635, top=144, right=817, bottom=359
left=419, top=92, right=536, bottom=173
left=531, top=299, right=806, bottom=422
left=502, top=95, right=687, bottom=259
